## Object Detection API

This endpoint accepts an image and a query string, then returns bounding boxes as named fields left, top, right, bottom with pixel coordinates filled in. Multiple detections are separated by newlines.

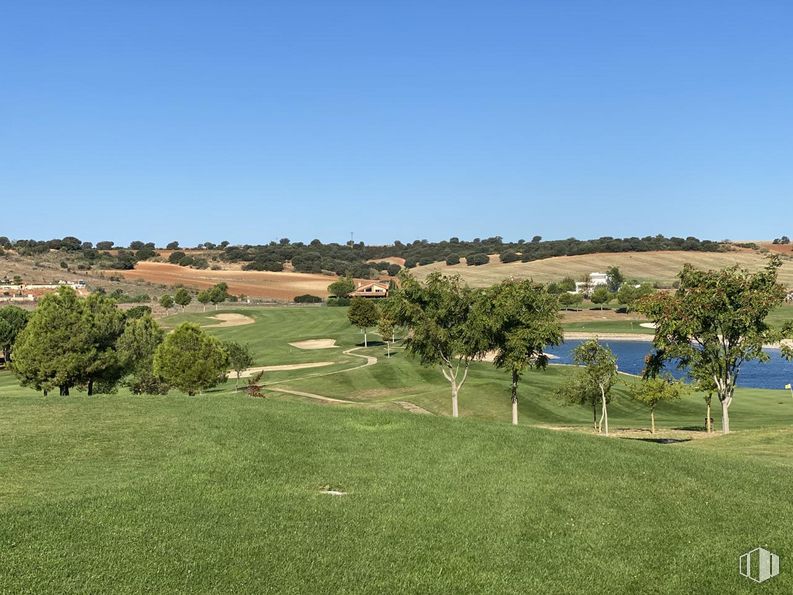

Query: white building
left=574, top=272, right=609, bottom=294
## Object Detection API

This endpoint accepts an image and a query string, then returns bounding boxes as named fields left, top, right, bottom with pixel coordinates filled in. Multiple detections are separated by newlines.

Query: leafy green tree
left=347, top=298, right=380, bottom=347
left=638, top=256, right=792, bottom=433
left=328, top=276, right=355, bottom=298
left=378, top=315, right=395, bottom=358
left=209, top=283, right=229, bottom=309
left=445, top=253, right=460, bottom=265
left=590, top=286, right=611, bottom=309
left=159, top=294, right=175, bottom=312
left=605, top=266, right=624, bottom=292
left=558, top=277, right=576, bottom=292
left=559, top=292, right=583, bottom=308
left=225, top=341, right=255, bottom=389
left=616, top=282, right=654, bottom=311
left=0, top=305, right=30, bottom=364
left=387, top=272, right=488, bottom=417
left=174, top=288, right=192, bottom=310
left=628, top=375, right=686, bottom=433
left=197, top=290, right=211, bottom=311
left=153, top=323, right=229, bottom=395
left=12, top=287, right=124, bottom=395
left=479, top=280, right=562, bottom=425
left=117, top=314, right=167, bottom=394
left=557, top=339, right=618, bottom=435
left=166, top=241, right=180, bottom=250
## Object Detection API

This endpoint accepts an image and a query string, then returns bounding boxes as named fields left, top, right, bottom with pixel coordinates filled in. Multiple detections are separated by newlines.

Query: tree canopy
left=154, top=323, right=229, bottom=396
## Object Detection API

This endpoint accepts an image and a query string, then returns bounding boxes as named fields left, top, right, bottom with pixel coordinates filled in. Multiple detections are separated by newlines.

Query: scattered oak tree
left=638, top=256, right=793, bottom=434
left=153, top=323, right=229, bottom=396
left=347, top=298, right=380, bottom=347
left=479, top=279, right=562, bottom=425
left=387, top=272, right=488, bottom=417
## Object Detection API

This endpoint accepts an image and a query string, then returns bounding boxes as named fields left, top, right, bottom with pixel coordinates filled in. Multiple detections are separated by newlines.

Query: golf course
left=2, top=305, right=793, bottom=593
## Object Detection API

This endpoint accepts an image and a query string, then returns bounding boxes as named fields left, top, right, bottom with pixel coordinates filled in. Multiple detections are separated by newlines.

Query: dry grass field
left=120, top=261, right=338, bottom=300
left=412, top=249, right=793, bottom=287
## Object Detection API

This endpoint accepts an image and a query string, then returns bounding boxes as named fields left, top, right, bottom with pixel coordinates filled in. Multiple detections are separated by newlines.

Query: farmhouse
left=574, top=272, right=609, bottom=294
left=350, top=280, right=390, bottom=298
left=0, top=280, right=88, bottom=303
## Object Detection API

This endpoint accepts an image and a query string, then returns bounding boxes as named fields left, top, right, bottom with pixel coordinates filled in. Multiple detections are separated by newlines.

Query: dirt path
left=266, top=386, right=354, bottom=404
left=239, top=362, right=333, bottom=377
left=395, top=401, right=433, bottom=415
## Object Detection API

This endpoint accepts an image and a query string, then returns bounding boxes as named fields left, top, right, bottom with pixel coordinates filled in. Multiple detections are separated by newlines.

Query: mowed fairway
left=3, top=306, right=793, bottom=593
left=413, top=250, right=793, bottom=287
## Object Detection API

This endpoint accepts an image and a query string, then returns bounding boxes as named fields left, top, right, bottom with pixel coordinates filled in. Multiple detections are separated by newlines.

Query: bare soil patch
left=238, top=362, right=334, bottom=377
left=290, top=339, right=338, bottom=350
left=120, top=262, right=336, bottom=300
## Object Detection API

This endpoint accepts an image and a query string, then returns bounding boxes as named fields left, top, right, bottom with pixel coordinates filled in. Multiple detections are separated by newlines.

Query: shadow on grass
left=625, top=437, right=692, bottom=444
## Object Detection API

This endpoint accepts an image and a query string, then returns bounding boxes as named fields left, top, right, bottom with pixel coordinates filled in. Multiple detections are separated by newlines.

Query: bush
left=404, top=258, right=417, bottom=269
left=168, top=251, right=186, bottom=264
left=327, top=296, right=351, bottom=307
left=294, top=294, right=323, bottom=304
left=445, top=253, right=460, bottom=265
left=499, top=251, right=519, bottom=263
left=466, top=253, right=490, bottom=266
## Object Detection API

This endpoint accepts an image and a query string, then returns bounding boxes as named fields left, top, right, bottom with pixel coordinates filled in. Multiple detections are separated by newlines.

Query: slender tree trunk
left=87, top=379, right=94, bottom=396
left=235, top=372, right=240, bottom=390
left=386, top=342, right=390, bottom=358
left=600, top=385, right=609, bottom=436
left=706, top=398, right=712, bottom=433
left=721, top=397, right=731, bottom=434
left=511, top=369, right=519, bottom=426
left=451, top=384, right=459, bottom=418
left=363, top=330, right=368, bottom=348
left=3, top=347, right=10, bottom=364
left=593, top=402, right=598, bottom=432
left=60, top=385, right=69, bottom=396
left=650, top=406, right=655, bottom=434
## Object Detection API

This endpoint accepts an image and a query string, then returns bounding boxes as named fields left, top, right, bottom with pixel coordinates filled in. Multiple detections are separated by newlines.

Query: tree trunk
left=511, top=369, right=519, bottom=426
left=3, top=347, right=10, bottom=364
left=235, top=372, right=240, bottom=390
left=451, top=385, right=459, bottom=418
left=600, top=385, right=609, bottom=436
left=593, top=402, right=598, bottom=432
left=706, top=398, right=712, bottom=433
left=59, top=385, right=69, bottom=396
left=721, top=397, right=731, bottom=434
left=87, top=379, right=94, bottom=396
left=386, top=342, right=390, bottom=358
left=650, top=406, right=655, bottom=434
left=363, top=330, right=367, bottom=348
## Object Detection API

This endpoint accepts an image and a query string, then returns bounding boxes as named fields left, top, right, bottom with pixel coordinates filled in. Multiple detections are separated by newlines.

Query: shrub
left=327, top=296, right=351, bottom=307
left=445, top=253, right=460, bottom=265
left=294, top=294, right=323, bottom=304
left=466, top=253, right=490, bottom=266
left=499, top=251, right=519, bottom=263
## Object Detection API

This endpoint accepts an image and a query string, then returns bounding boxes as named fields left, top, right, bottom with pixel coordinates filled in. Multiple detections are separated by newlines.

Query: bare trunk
left=706, top=398, right=712, bottom=433
left=452, top=386, right=459, bottom=418
left=593, top=402, right=598, bottom=432
left=59, top=385, right=69, bottom=396
left=600, top=385, right=609, bottom=436
left=363, top=331, right=368, bottom=348
left=386, top=342, right=391, bottom=358
left=721, top=397, right=731, bottom=434
left=650, top=406, right=655, bottom=434
left=87, top=379, right=94, bottom=396
left=511, top=369, right=519, bottom=426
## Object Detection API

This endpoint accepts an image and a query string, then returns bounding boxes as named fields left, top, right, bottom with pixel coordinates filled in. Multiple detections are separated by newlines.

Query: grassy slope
left=412, top=249, right=793, bottom=287
left=3, top=306, right=793, bottom=592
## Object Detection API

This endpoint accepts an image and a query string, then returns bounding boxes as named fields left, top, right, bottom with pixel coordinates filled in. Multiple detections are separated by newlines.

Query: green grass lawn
left=2, top=306, right=793, bottom=592
left=561, top=319, right=655, bottom=335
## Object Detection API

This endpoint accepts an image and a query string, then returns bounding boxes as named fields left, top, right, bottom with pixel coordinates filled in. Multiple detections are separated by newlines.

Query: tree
left=159, top=294, right=175, bottom=313
left=166, top=241, right=180, bottom=250
left=479, top=280, right=562, bottom=425
left=117, top=314, right=167, bottom=394
left=557, top=339, right=618, bottom=435
left=558, top=292, right=583, bottom=308
left=153, top=323, right=229, bottom=396
left=347, top=298, right=380, bottom=347
left=174, top=288, right=192, bottom=310
left=638, top=256, right=793, bottom=434
left=197, top=290, right=211, bottom=312
left=378, top=315, right=395, bottom=358
left=617, top=282, right=654, bottom=311
left=629, top=375, right=686, bottom=433
left=12, top=287, right=124, bottom=395
left=590, top=286, right=611, bottom=310
left=328, top=276, right=355, bottom=298
left=387, top=272, right=488, bottom=417
left=209, top=283, right=229, bottom=309
left=605, top=266, right=624, bottom=292
left=445, top=253, right=460, bottom=265
left=225, top=341, right=255, bottom=389
left=0, top=305, right=30, bottom=364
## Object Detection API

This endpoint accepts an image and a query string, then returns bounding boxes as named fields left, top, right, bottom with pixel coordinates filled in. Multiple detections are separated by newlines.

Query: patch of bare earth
left=538, top=425, right=718, bottom=441
left=120, top=262, right=336, bottom=300
left=238, top=362, right=334, bottom=377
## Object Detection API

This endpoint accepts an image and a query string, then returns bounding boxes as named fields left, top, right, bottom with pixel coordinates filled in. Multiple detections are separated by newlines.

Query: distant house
left=350, top=281, right=390, bottom=299
left=574, top=272, right=609, bottom=294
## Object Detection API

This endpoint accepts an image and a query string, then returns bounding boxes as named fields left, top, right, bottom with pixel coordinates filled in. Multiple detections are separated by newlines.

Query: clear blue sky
left=3, top=1, right=792, bottom=246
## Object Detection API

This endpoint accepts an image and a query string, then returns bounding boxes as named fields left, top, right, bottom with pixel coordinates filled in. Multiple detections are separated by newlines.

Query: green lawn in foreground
left=1, top=386, right=792, bottom=593
left=2, top=306, right=793, bottom=592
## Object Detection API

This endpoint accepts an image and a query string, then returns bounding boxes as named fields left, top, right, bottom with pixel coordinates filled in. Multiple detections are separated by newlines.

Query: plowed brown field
left=120, top=262, right=336, bottom=300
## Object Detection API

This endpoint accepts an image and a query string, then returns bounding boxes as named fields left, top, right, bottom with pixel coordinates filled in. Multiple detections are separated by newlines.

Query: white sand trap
left=204, top=313, right=255, bottom=328
left=238, top=362, right=334, bottom=377
left=289, top=338, right=338, bottom=350
left=639, top=322, right=657, bottom=329
left=478, top=350, right=558, bottom=363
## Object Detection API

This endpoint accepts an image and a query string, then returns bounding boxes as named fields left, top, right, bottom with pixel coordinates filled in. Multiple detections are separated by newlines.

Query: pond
left=545, top=339, right=793, bottom=390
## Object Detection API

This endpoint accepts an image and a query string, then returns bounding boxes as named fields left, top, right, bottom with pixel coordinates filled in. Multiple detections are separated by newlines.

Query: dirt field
left=412, top=250, right=793, bottom=287
left=120, top=262, right=336, bottom=300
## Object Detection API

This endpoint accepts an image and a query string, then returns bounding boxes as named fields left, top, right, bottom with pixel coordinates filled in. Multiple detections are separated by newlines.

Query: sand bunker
left=238, top=362, right=334, bottom=377
left=639, top=322, right=657, bottom=329
left=289, top=339, right=338, bottom=350
left=204, top=313, right=255, bottom=328
left=478, top=350, right=558, bottom=363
